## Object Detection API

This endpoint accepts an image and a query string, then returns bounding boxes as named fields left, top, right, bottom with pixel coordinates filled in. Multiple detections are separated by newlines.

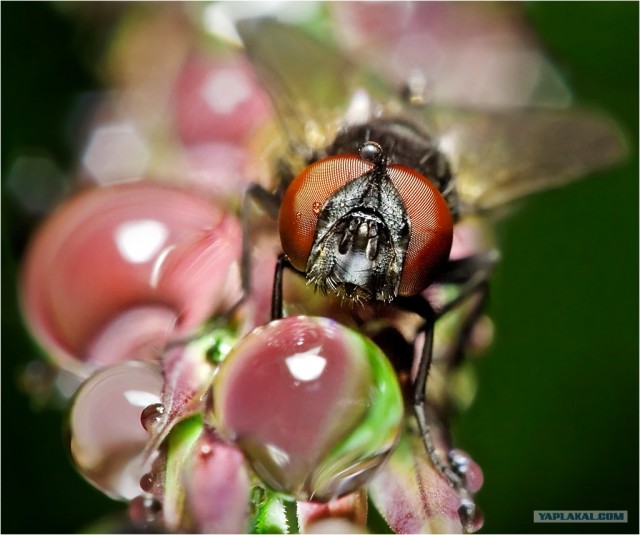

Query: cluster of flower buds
left=16, top=3, right=565, bottom=533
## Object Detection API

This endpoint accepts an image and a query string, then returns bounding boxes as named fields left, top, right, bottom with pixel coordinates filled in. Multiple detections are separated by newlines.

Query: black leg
left=241, top=183, right=281, bottom=296
left=271, top=254, right=291, bottom=320
left=223, top=183, right=282, bottom=320
left=410, top=300, right=458, bottom=478
left=411, top=305, right=476, bottom=532
left=447, top=282, right=490, bottom=370
left=434, top=250, right=498, bottom=319
left=397, top=250, right=498, bottom=532
left=395, top=294, right=464, bottom=485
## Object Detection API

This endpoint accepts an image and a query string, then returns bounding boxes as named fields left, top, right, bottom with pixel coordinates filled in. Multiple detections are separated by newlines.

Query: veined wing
left=237, top=18, right=627, bottom=214
left=236, top=17, right=393, bottom=165
left=426, top=106, right=628, bottom=214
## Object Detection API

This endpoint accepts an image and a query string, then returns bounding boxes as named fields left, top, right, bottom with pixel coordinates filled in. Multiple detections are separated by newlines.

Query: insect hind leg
left=395, top=293, right=476, bottom=531
left=413, top=318, right=477, bottom=532
left=396, top=250, right=498, bottom=532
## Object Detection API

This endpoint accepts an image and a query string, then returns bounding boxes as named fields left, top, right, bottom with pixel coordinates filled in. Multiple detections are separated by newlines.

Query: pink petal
left=368, top=430, right=473, bottom=534
left=171, top=54, right=271, bottom=146
left=298, top=490, right=367, bottom=532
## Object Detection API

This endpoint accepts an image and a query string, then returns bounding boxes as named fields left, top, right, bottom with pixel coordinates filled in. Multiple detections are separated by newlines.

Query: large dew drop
left=69, top=361, right=163, bottom=500
left=213, top=316, right=404, bottom=501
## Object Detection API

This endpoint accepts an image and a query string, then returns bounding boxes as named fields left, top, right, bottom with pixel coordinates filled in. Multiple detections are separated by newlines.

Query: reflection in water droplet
left=251, top=485, right=267, bottom=507
left=69, top=361, right=163, bottom=500
left=141, top=402, right=165, bottom=433
left=312, top=202, right=322, bottom=215
left=129, top=495, right=164, bottom=528
left=202, top=69, right=252, bottom=114
left=200, top=443, right=214, bottom=459
left=139, top=472, right=155, bottom=493
left=448, top=448, right=484, bottom=494
left=284, top=347, right=327, bottom=382
left=115, top=219, right=168, bottom=264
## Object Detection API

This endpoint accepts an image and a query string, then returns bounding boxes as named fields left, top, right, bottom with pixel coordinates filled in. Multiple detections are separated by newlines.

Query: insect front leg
left=224, top=183, right=283, bottom=321
left=394, top=296, right=455, bottom=473
left=271, top=253, right=291, bottom=320
left=241, top=184, right=281, bottom=295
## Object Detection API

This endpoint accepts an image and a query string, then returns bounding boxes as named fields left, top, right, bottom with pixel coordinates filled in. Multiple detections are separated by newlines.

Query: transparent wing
left=426, top=107, right=628, bottom=213
left=236, top=17, right=393, bottom=163
left=238, top=18, right=628, bottom=214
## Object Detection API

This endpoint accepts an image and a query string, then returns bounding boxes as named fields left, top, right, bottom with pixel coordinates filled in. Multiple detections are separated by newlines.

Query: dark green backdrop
left=2, top=2, right=638, bottom=533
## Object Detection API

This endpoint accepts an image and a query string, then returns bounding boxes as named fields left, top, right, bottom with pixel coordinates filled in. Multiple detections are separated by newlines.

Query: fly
left=234, top=15, right=626, bottom=532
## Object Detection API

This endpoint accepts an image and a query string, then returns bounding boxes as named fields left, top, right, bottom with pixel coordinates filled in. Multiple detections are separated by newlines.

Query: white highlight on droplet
left=115, top=219, right=168, bottom=264
left=149, top=244, right=175, bottom=289
left=123, top=389, right=161, bottom=407
left=285, top=346, right=327, bottom=382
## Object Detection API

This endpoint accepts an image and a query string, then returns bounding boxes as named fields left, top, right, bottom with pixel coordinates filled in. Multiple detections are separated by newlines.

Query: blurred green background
left=2, top=2, right=637, bottom=534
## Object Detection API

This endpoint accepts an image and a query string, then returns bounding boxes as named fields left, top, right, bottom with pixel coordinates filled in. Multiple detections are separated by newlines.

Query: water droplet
left=141, top=402, right=165, bottom=433
left=144, top=496, right=163, bottom=523
left=214, top=316, right=403, bottom=501
left=199, top=443, right=214, bottom=459
left=69, top=361, right=163, bottom=500
left=129, top=495, right=163, bottom=528
left=250, top=485, right=267, bottom=507
left=457, top=495, right=484, bottom=533
left=312, top=202, right=322, bottom=215
left=139, top=472, right=155, bottom=493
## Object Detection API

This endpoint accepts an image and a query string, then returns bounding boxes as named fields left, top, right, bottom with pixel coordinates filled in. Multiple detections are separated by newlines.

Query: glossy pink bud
left=183, top=430, right=251, bottom=533
left=172, top=54, right=271, bottom=146
left=20, top=181, right=241, bottom=374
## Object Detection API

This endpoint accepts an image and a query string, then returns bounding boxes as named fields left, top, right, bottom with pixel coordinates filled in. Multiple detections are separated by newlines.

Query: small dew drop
left=200, top=443, right=214, bottom=459
left=141, top=403, right=165, bottom=433
left=143, top=496, right=163, bottom=523
left=448, top=449, right=469, bottom=478
left=295, top=211, right=303, bottom=220
left=139, top=472, right=155, bottom=493
left=250, top=485, right=267, bottom=507
left=311, top=202, right=322, bottom=215
left=129, top=495, right=163, bottom=527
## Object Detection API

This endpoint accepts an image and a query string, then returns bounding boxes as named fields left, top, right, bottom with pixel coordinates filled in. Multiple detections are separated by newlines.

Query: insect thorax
left=325, top=118, right=459, bottom=218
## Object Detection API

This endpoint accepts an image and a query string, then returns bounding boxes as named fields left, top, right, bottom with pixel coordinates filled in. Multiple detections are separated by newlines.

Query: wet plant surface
left=2, top=3, right=638, bottom=533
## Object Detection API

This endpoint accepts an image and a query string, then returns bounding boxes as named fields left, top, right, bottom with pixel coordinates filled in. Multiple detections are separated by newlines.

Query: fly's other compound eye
left=389, top=164, right=453, bottom=296
left=278, top=151, right=453, bottom=301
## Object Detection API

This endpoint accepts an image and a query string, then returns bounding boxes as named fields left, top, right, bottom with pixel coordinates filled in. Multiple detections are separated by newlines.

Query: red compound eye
left=386, top=164, right=453, bottom=295
left=279, top=154, right=374, bottom=272
left=278, top=153, right=453, bottom=298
